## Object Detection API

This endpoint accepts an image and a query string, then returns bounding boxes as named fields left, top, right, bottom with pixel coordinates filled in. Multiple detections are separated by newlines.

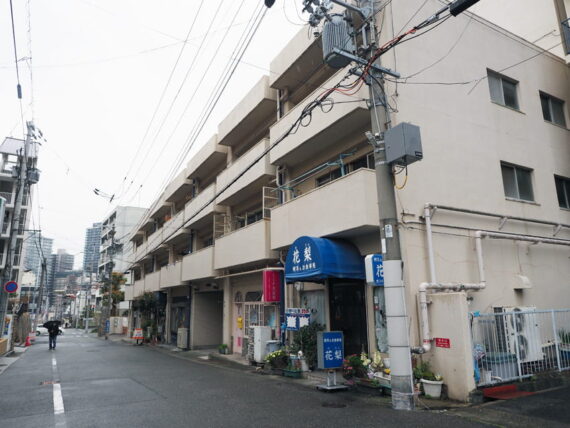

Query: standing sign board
left=285, top=308, right=310, bottom=331
left=316, top=331, right=348, bottom=392
left=364, top=254, right=384, bottom=286
left=317, top=331, right=344, bottom=369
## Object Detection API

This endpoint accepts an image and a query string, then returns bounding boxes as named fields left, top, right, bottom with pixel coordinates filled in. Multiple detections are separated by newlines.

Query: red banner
left=263, top=270, right=281, bottom=302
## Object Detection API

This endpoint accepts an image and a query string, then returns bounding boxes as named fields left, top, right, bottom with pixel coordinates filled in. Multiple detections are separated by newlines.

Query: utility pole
left=105, top=224, right=116, bottom=339
left=32, top=256, right=47, bottom=334
left=363, top=1, right=415, bottom=411
left=0, top=121, right=32, bottom=336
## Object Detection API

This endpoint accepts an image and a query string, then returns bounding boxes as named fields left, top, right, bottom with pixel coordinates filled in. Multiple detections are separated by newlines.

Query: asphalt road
left=0, top=330, right=490, bottom=428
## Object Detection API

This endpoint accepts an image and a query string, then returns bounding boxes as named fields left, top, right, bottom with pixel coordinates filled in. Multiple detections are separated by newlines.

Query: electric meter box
left=384, top=122, right=423, bottom=166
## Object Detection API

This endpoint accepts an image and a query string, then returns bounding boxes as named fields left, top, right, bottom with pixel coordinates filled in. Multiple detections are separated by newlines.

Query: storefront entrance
left=329, top=279, right=368, bottom=356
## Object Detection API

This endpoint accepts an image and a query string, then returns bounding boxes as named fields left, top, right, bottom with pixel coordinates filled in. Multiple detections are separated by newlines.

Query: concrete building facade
left=125, top=0, right=570, bottom=401
left=83, top=222, right=101, bottom=276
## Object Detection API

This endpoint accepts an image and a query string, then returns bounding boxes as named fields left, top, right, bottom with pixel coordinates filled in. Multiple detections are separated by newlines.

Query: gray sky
left=0, top=0, right=303, bottom=267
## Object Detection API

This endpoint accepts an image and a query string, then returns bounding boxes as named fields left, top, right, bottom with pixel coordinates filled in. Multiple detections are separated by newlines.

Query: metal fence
left=470, top=308, right=570, bottom=386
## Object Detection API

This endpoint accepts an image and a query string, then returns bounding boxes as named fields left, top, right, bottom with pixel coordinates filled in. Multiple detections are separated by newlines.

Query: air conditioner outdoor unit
left=252, top=325, right=272, bottom=363
left=495, top=306, right=543, bottom=363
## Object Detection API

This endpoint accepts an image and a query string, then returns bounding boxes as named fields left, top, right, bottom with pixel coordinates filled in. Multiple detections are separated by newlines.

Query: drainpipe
left=415, top=213, right=570, bottom=354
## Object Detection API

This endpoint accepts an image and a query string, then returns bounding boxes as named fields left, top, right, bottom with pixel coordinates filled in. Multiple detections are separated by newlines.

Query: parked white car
left=36, top=326, right=48, bottom=336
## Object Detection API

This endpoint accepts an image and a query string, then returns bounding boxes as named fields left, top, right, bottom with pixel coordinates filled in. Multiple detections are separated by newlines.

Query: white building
left=124, top=0, right=570, bottom=401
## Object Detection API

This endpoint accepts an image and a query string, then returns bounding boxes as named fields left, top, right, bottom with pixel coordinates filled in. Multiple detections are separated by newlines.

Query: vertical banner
left=263, top=270, right=281, bottom=302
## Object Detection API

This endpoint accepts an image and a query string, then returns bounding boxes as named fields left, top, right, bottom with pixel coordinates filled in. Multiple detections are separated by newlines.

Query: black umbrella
left=42, top=320, right=61, bottom=329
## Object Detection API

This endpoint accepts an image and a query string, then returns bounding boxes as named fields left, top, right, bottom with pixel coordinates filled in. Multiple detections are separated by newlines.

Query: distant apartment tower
left=99, top=206, right=146, bottom=278
left=46, top=249, right=74, bottom=305
left=83, top=222, right=101, bottom=275
left=0, top=137, right=38, bottom=285
left=22, top=231, right=53, bottom=288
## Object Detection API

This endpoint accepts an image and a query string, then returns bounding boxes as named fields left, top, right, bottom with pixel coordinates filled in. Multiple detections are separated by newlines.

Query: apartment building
left=0, top=137, right=38, bottom=286
left=99, top=206, right=146, bottom=278
left=83, top=222, right=101, bottom=276
left=126, top=0, right=570, bottom=400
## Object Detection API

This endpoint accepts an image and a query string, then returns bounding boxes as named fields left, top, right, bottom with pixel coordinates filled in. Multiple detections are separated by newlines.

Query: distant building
left=99, top=206, right=146, bottom=278
left=46, top=249, right=75, bottom=308
left=83, top=222, right=101, bottom=275
left=22, top=231, right=53, bottom=287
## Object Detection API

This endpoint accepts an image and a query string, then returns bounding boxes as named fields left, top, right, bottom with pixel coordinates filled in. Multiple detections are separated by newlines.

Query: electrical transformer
left=384, top=122, right=423, bottom=166
left=322, top=14, right=355, bottom=69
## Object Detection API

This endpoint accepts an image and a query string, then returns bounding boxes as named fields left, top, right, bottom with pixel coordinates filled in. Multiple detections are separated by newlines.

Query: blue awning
left=284, top=236, right=365, bottom=282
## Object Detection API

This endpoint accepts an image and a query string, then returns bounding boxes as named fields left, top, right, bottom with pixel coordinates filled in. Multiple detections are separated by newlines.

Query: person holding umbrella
left=43, top=320, right=62, bottom=350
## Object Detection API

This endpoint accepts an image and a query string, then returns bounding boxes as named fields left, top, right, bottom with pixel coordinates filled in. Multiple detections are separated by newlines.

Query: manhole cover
left=321, top=402, right=347, bottom=408
left=40, top=380, right=59, bottom=385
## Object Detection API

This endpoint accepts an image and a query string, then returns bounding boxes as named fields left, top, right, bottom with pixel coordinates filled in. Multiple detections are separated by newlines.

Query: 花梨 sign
left=364, top=254, right=384, bottom=286
left=285, top=308, right=310, bottom=331
left=289, top=240, right=318, bottom=274
left=317, top=331, right=344, bottom=369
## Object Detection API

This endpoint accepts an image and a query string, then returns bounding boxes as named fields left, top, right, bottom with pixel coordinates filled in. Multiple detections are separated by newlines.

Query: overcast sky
left=0, top=0, right=303, bottom=268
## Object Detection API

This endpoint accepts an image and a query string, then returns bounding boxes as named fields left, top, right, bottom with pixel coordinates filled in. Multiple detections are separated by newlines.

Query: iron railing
left=562, top=18, right=570, bottom=55
left=471, top=308, right=570, bottom=386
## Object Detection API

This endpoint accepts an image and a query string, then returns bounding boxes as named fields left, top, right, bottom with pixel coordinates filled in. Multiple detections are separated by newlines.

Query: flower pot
left=283, top=369, right=303, bottom=379
left=421, top=379, right=443, bottom=399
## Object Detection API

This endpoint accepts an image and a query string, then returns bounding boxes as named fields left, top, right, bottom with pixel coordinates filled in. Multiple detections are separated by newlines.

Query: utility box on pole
left=385, top=123, right=423, bottom=167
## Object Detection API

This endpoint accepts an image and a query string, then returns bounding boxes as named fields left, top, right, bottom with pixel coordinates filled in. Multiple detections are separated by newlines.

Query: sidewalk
left=0, top=345, right=29, bottom=376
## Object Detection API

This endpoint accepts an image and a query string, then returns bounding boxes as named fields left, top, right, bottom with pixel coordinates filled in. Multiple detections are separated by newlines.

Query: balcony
left=159, top=262, right=183, bottom=288
left=215, top=139, right=276, bottom=206
left=146, top=228, right=164, bottom=254
left=164, top=169, right=192, bottom=204
left=144, top=270, right=161, bottom=293
left=269, top=27, right=336, bottom=104
left=214, top=219, right=277, bottom=269
left=182, top=246, right=215, bottom=281
left=133, top=279, right=145, bottom=298
left=186, top=134, right=228, bottom=180
left=269, top=70, right=369, bottom=165
left=218, top=76, right=277, bottom=148
left=270, top=169, right=379, bottom=250
left=184, top=183, right=222, bottom=229
left=134, top=241, right=148, bottom=262
left=163, top=209, right=186, bottom=244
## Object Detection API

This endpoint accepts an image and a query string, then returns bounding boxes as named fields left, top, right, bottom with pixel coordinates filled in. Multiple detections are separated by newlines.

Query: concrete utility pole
left=32, top=257, right=47, bottom=334
left=367, top=2, right=415, bottom=411
left=105, top=224, right=116, bottom=340
left=0, top=121, right=32, bottom=336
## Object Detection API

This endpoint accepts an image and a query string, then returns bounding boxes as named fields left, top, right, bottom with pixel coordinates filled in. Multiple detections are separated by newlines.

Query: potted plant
left=342, top=354, right=368, bottom=384
left=414, top=362, right=444, bottom=399
left=264, top=349, right=288, bottom=374
left=218, top=344, right=229, bottom=355
left=282, top=363, right=303, bottom=379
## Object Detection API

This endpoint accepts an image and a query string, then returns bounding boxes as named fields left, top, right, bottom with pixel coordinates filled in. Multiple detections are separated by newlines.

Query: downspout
left=416, top=209, right=570, bottom=354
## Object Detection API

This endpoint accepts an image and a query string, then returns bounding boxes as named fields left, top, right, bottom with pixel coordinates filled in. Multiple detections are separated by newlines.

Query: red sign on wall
left=435, top=338, right=451, bottom=348
left=263, top=270, right=281, bottom=302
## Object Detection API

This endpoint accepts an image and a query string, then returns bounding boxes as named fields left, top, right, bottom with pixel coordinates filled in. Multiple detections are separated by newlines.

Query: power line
left=114, top=0, right=208, bottom=200
left=9, top=0, right=26, bottom=138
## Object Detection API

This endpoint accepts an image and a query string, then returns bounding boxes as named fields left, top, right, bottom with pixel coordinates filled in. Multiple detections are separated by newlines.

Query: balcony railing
left=563, top=19, right=570, bottom=55
left=0, top=192, right=13, bottom=204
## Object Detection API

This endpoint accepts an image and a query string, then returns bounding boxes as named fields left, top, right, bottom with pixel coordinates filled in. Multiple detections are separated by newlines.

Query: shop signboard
left=262, top=270, right=281, bottom=302
left=285, top=308, right=310, bottom=331
left=364, top=254, right=384, bottom=286
left=317, top=331, right=344, bottom=369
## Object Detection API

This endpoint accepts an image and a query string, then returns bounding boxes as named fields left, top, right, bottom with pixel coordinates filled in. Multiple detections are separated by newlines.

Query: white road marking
left=51, top=355, right=67, bottom=427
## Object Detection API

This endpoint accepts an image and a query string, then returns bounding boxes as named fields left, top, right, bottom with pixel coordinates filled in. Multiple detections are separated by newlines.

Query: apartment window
left=316, top=168, right=342, bottom=187
left=540, top=92, right=566, bottom=127
left=488, top=71, right=519, bottom=110
left=555, top=176, right=570, bottom=209
left=501, top=163, right=534, bottom=202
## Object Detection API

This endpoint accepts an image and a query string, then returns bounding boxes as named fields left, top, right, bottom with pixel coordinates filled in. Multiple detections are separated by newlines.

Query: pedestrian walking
left=43, top=320, right=62, bottom=350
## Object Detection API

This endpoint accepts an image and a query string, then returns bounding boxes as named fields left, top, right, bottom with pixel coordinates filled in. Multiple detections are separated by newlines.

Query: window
left=316, top=168, right=342, bottom=187
left=488, top=71, right=519, bottom=110
left=501, top=163, right=534, bottom=202
left=555, top=176, right=570, bottom=209
left=540, top=92, right=566, bottom=127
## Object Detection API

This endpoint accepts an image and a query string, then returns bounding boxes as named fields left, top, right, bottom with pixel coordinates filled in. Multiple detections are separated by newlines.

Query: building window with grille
left=488, top=70, right=519, bottom=110
left=555, top=176, right=570, bottom=209
left=501, top=163, right=534, bottom=202
left=540, top=92, right=566, bottom=127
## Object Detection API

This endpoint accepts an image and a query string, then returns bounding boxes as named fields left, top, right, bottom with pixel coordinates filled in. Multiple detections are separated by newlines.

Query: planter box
left=283, top=369, right=303, bottom=379
left=421, top=379, right=444, bottom=399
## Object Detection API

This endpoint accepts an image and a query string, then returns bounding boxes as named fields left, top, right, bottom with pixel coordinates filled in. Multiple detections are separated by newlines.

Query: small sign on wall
left=435, top=337, right=451, bottom=348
